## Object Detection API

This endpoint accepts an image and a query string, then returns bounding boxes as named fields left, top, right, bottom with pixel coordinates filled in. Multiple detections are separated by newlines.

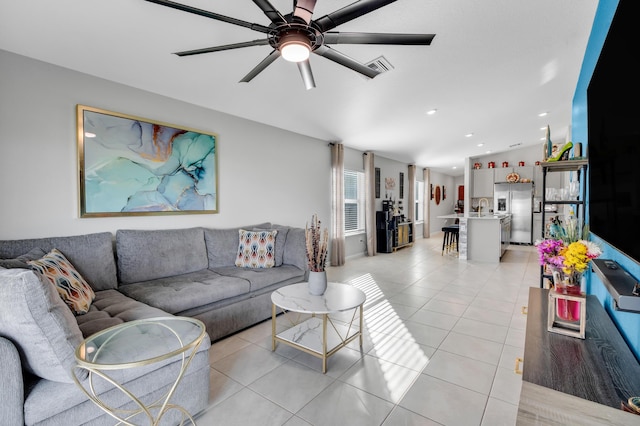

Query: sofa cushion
left=212, top=264, right=305, bottom=293
left=281, top=227, right=309, bottom=270
left=75, top=289, right=172, bottom=338
left=117, top=269, right=251, bottom=314
left=24, top=345, right=210, bottom=426
left=0, top=247, right=46, bottom=269
left=28, top=249, right=95, bottom=315
left=204, top=223, right=271, bottom=268
left=0, top=268, right=86, bottom=383
left=235, top=229, right=277, bottom=269
left=116, top=227, right=208, bottom=284
left=0, top=232, right=118, bottom=291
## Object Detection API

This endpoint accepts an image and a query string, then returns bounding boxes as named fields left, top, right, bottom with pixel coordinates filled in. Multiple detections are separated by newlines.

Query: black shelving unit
left=539, top=159, right=588, bottom=288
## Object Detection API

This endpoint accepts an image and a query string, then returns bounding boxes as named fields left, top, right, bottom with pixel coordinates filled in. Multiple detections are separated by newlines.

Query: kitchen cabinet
left=466, top=216, right=506, bottom=262
left=494, top=166, right=533, bottom=183
left=471, top=169, right=494, bottom=198
left=500, top=215, right=511, bottom=257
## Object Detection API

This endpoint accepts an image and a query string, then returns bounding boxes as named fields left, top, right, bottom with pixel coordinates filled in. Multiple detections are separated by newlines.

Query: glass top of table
left=75, top=317, right=206, bottom=369
left=271, top=282, right=366, bottom=314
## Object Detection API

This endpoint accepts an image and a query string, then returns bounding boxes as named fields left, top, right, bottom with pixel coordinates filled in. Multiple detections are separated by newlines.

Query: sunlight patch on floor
left=347, top=273, right=431, bottom=400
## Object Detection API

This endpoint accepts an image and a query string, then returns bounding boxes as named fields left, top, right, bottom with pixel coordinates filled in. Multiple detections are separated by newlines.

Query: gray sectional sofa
left=0, top=223, right=307, bottom=426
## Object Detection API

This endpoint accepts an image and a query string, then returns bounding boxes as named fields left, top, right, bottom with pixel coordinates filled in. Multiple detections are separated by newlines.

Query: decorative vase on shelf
left=308, top=270, right=328, bottom=296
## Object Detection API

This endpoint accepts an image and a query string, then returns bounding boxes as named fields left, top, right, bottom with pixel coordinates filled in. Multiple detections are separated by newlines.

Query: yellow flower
left=562, top=241, right=590, bottom=274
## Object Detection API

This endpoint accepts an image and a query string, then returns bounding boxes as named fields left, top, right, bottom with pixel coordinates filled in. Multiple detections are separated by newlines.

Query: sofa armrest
left=0, top=336, right=24, bottom=426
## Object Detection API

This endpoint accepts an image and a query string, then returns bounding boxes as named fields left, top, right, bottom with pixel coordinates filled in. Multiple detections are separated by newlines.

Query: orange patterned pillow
left=28, top=249, right=95, bottom=315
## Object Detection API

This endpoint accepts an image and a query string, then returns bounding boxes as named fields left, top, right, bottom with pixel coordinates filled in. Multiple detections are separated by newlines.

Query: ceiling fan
left=144, top=0, right=435, bottom=89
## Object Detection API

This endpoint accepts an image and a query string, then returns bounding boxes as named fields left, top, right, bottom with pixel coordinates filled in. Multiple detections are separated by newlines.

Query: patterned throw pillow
left=28, top=249, right=95, bottom=315
left=235, top=229, right=278, bottom=268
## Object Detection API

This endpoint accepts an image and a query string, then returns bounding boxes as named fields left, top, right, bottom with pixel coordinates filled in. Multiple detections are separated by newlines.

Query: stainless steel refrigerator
left=494, top=182, right=534, bottom=244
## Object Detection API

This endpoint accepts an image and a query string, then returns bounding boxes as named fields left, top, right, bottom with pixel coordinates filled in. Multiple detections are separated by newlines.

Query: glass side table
left=73, top=316, right=206, bottom=426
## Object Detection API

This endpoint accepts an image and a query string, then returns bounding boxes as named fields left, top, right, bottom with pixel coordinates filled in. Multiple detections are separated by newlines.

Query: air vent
left=366, top=56, right=394, bottom=74
left=509, top=142, right=523, bottom=148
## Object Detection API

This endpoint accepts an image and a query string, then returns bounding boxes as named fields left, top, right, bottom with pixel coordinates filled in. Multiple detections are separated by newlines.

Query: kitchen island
left=437, top=213, right=511, bottom=262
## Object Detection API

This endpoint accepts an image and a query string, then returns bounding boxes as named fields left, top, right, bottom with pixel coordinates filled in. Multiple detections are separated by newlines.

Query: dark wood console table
left=517, top=288, right=640, bottom=424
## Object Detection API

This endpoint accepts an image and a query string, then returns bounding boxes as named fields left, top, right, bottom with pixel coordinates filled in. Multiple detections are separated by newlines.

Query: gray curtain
left=330, top=143, right=345, bottom=266
left=363, top=152, right=376, bottom=256
left=423, top=168, right=431, bottom=238
left=408, top=165, right=416, bottom=224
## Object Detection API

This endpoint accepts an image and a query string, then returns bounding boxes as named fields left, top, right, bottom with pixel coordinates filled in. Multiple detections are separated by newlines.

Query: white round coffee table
left=271, top=282, right=366, bottom=373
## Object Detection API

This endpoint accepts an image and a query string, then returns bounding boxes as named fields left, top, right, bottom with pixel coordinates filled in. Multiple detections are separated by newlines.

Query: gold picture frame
left=77, top=105, right=218, bottom=217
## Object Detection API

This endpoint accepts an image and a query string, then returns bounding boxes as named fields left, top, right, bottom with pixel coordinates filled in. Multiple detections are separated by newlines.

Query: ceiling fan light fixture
left=280, top=33, right=311, bottom=62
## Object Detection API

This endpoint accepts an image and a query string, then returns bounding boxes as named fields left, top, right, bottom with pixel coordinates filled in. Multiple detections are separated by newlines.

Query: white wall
left=0, top=50, right=331, bottom=239
left=428, top=170, right=457, bottom=235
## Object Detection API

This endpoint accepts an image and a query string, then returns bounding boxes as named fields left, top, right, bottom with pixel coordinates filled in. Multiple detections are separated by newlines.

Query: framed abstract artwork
left=77, top=105, right=218, bottom=217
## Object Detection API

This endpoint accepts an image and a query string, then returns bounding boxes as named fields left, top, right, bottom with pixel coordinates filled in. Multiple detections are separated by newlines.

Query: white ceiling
left=0, top=0, right=599, bottom=176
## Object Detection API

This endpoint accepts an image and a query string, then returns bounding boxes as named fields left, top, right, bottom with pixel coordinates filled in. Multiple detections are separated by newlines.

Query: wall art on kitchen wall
left=375, top=167, right=380, bottom=198
left=399, top=172, right=404, bottom=198
left=77, top=105, right=218, bottom=217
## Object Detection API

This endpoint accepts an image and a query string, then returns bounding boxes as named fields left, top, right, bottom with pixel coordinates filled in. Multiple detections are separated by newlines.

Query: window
left=415, top=181, right=424, bottom=222
left=344, top=170, right=365, bottom=233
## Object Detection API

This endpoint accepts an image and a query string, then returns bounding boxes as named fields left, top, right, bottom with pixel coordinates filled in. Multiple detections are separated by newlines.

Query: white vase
left=308, top=271, right=327, bottom=295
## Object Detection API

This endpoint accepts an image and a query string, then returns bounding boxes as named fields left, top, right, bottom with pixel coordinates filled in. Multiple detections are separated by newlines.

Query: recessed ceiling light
left=85, top=132, right=96, bottom=138
left=477, top=143, right=484, bottom=147
left=486, top=150, right=491, bottom=154
left=538, top=112, right=548, bottom=117
left=465, top=133, right=474, bottom=138
left=540, top=127, right=547, bottom=130
left=452, top=166, right=457, bottom=169
left=540, top=137, right=546, bottom=141
left=426, top=109, right=437, bottom=115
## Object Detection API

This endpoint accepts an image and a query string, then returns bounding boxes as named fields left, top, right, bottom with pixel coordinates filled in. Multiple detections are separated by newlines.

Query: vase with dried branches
left=305, top=214, right=329, bottom=295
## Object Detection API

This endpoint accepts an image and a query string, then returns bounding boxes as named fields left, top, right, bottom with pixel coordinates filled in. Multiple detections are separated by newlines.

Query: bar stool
left=441, top=224, right=460, bottom=255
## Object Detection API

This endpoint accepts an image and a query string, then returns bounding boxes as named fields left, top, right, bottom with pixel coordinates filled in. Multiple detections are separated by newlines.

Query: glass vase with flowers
left=535, top=215, right=602, bottom=321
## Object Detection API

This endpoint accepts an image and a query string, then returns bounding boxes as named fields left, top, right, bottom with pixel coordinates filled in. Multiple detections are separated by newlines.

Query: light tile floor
left=195, top=235, right=538, bottom=426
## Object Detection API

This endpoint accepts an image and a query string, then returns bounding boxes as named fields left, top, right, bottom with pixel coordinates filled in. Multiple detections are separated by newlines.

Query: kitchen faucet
left=478, top=198, right=489, bottom=216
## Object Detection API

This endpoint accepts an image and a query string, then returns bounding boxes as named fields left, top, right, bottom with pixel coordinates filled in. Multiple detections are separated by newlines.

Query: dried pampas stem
left=305, top=214, right=328, bottom=272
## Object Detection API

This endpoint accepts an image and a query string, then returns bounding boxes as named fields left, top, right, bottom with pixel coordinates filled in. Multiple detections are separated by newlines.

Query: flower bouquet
left=535, top=215, right=601, bottom=321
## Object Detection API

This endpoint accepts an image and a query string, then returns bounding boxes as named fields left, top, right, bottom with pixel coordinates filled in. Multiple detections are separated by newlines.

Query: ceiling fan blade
left=314, top=45, right=380, bottom=79
left=143, top=0, right=271, bottom=34
left=323, top=32, right=435, bottom=45
left=314, top=0, right=398, bottom=33
left=175, top=39, right=270, bottom=57
left=253, top=0, right=288, bottom=25
left=293, top=0, right=317, bottom=24
left=297, top=60, right=316, bottom=90
left=240, top=50, right=281, bottom=83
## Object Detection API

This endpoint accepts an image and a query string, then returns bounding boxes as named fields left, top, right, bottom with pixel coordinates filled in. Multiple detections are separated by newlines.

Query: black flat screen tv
left=587, top=0, right=640, bottom=266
